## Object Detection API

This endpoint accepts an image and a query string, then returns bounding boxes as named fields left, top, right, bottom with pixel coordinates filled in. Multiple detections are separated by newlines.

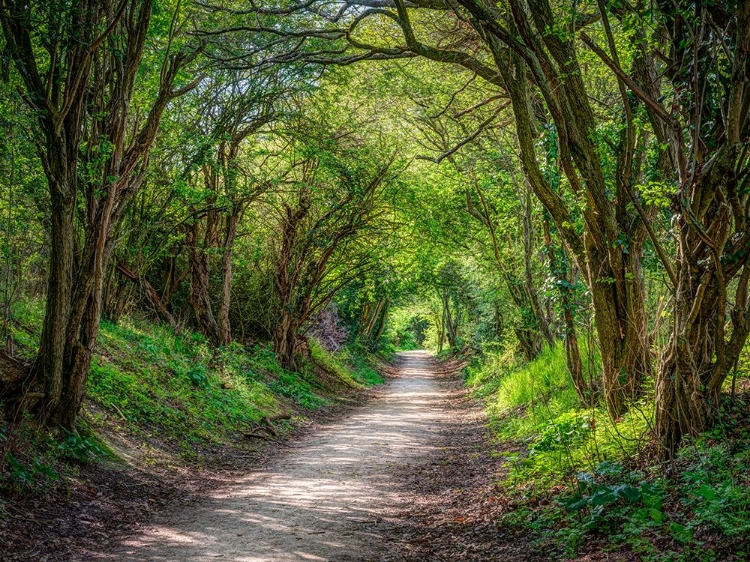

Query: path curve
left=97, top=350, right=451, bottom=562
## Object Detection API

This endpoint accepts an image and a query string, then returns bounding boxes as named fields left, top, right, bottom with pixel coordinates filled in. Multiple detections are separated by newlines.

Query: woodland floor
left=3, top=351, right=576, bottom=562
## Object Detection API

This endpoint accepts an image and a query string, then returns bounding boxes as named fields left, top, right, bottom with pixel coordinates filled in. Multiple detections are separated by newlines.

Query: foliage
left=1, top=298, right=383, bottom=499
left=0, top=1, right=748, bottom=557
left=471, top=345, right=750, bottom=559
left=466, top=345, right=581, bottom=435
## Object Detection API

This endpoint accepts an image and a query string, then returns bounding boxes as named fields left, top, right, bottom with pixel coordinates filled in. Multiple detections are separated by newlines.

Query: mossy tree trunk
left=0, top=0, right=197, bottom=428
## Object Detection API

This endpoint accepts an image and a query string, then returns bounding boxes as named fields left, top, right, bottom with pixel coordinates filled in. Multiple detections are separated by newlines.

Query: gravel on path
left=92, top=351, right=541, bottom=562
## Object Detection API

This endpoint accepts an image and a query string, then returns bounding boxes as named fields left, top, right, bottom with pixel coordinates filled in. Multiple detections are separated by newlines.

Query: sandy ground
left=95, top=351, right=455, bottom=562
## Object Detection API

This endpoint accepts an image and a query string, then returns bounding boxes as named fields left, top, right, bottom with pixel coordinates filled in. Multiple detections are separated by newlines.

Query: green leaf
left=649, top=508, right=664, bottom=523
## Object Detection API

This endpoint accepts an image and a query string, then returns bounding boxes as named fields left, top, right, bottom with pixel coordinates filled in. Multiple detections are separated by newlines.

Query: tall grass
left=467, top=345, right=580, bottom=438
left=466, top=343, right=651, bottom=484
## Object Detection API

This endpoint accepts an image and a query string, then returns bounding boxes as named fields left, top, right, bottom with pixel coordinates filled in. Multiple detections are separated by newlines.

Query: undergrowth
left=308, top=339, right=384, bottom=387
left=1, top=299, right=384, bottom=501
left=467, top=343, right=750, bottom=561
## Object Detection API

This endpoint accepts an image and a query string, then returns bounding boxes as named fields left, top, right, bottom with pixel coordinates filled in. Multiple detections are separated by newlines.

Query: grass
left=467, top=342, right=750, bottom=560
left=467, top=345, right=580, bottom=436
left=309, top=339, right=385, bottom=386
left=89, top=319, right=284, bottom=443
left=467, top=344, right=650, bottom=488
left=1, top=298, right=384, bottom=499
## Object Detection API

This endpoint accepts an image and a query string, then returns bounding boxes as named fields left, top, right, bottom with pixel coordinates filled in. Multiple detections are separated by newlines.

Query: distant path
left=97, top=351, right=453, bottom=562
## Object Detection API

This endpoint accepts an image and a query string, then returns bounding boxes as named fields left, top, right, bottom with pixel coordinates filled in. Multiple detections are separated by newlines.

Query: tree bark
left=656, top=147, right=750, bottom=454
left=32, top=178, right=76, bottom=421
left=218, top=209, right=240, bottom=346
left=647, top=0, right=750, bottom=455
left=520, top=186, right=554, bottom=348
left=186, top=219, right=221, bottom=346
left=273, top=311, right=301, bottom=370
left=1, top=0, right=197, bottom=428
left=360, top=297, right=388, bottom=349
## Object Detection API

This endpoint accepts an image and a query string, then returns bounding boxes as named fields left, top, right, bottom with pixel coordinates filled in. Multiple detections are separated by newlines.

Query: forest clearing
left=1, top=0, right=750, bottom=560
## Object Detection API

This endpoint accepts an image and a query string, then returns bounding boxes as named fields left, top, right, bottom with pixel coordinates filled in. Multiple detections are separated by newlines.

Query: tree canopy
left=0, top=0, right=748, bottom=462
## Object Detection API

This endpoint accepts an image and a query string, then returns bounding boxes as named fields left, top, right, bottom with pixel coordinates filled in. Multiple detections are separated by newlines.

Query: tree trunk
left=543, top=219, right=586, bottom=403
left=186, top=221, right=221, bottom=346
left=32, top=180, right=76, bottom=422
left=492, top=300, right=504, bottom=340
left=218, top=209, right=240, bottom=346
left=269, top=154, right=393, bottom=368
left=563, top=303, right=585, bottom=401
left=42, top=189, right=130, bottom=428
left=468, top=181, right=551, bottom=358
left=105, top=272, right=131, bottom=324
left=361, top=298, right=385, bottom=340
left=515, top=328, right=542, bottom=362
left=273, top=311, right=300, bottom=370
left=655, top=149, right=750, bottom=455
left=360, top=297, right=388, bottom=349
left=655, top=262, right=728, bottom=455
left=504, top=272, right=543, bottom=361
left=647, top=1, right=750, bottom=455
left=586, top=235, right=650, bottom=416
left=441, top=289, right=459, bottom=349
left=438, top=305, right=445, bottom=353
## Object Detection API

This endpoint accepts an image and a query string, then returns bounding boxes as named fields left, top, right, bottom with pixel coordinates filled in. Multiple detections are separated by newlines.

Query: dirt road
left=97, top=351, right=466, bottom=561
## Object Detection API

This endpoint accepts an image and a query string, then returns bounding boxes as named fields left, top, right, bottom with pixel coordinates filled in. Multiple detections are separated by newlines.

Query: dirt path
left=90, top=351, right=452, bottom=561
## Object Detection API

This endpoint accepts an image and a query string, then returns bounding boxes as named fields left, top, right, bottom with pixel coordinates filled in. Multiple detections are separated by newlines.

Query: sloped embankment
left=0, top=302, right=384, bottom=560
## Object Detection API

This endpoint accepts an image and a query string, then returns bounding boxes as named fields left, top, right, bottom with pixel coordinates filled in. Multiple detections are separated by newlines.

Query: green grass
left=90, top=318, right=288, bottom=443
left=467, top=345, right=580, bottom=433
left=5, top=299, right=383, bottom=449
left=309, top=339, right=385, bottom=386
left=2, top=299, right=384, bottom=499
left=467, top=344, right=650, bottom=487
left=467, top=343, right=750, bottom=560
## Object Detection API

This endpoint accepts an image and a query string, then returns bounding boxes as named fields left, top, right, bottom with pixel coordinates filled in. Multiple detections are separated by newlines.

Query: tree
left=601, top=0, right=750, bottom=454
left=180, top=69, right=283, bottom=345
left=228, top=0, right=662, bottom=416
left=267, top=125, right=398, bottom=368
left=0, top=0, right=200, bottom=428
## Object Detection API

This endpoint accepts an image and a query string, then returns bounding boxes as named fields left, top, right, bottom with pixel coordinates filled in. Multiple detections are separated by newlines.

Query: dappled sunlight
left=98, top=352, right=450, bottom=561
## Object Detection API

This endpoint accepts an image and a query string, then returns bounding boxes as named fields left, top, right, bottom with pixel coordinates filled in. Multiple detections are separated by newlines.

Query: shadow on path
left=94, top=351, right=450, bottom=562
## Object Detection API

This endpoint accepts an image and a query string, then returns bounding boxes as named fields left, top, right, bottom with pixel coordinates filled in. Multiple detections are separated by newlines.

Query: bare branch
left=417, top=105, right=508, bottom=163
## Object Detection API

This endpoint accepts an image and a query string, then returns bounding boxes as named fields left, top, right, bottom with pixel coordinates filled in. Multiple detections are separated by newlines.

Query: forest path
left=97, top=350, right=459, bottom=562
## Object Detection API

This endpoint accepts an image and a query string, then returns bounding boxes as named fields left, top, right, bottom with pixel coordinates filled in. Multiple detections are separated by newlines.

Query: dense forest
left=1, top=0, right=749, bottom=559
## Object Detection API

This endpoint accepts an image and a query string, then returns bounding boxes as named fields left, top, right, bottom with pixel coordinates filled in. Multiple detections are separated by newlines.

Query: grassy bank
left=1, top=300, right=384, bottom=504
left=466, top=344, right=750, bottom=561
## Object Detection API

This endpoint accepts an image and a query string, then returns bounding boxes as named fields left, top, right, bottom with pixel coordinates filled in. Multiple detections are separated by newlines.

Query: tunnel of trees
left=0, top=0, right=749, bottom=549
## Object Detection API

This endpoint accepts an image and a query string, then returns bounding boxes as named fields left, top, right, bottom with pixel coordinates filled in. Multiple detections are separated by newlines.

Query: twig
left=242, top=432, right=275, bottom=441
